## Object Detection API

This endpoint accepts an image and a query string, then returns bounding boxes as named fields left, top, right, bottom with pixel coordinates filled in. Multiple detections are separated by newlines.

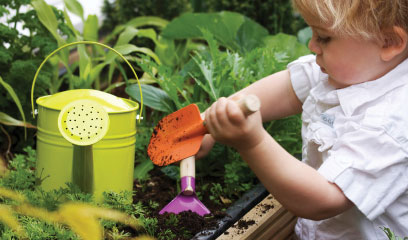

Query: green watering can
left=31, top=41, right=143, bottom=201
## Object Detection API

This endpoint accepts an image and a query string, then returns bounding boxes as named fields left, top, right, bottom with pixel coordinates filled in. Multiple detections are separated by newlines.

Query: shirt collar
left=336, top=58, right=408, bottom=116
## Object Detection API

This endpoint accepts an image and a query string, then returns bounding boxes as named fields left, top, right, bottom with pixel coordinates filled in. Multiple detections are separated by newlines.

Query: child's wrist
left=235, top=129, right=268, bottom=153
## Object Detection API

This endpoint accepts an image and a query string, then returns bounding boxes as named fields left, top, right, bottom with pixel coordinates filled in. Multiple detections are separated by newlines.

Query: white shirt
left=288, top=55, right=408, bottom=239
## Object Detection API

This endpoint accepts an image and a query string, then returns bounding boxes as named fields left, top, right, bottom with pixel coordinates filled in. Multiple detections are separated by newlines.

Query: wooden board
left=217, top=194, right=297, bottom=240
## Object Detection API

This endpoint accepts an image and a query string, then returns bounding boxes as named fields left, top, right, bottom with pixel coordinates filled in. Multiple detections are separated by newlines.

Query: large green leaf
left=125, top=84, right=174, bottom=113
left=114, top=44, right=161, bottom=65
left=33, top=0, right=70, bottom=83
left=0, top=76, right=34, bottom=136
left=115, top=26, right=139, bottom=46
left=236, top=20, right=268, bottom=54
left=105, top=16, right=169, bottom=44
left=83, top=15, right=98, bottom=41
left=32, top=0, right=64, bottom=45
left=63, top=8, right=80, bottom=36
left=297, top=27, right=313, bottom=45
left=124, top=16, right=169, bottom=29
left=0, top=113, right=36, bottom=128
left=154, top=36, right=177, bottom=67
left=161, top=11, right=268, bottom=53
left=133, top=160, right=154, bottom=180
left=77, top=44, right=91, bottom=87
left=114, top=27, right=161, bottom=48
left=262, top=33, right=310, bottom=61
left=63, top=0, right=84, bottom=20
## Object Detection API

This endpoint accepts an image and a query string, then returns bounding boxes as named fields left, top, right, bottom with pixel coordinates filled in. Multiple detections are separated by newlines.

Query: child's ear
left=381, top=26, right=408, bottom=61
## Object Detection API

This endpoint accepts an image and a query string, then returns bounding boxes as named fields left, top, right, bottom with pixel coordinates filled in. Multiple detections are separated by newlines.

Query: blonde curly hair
left=292, top=0, right=408, bottom=43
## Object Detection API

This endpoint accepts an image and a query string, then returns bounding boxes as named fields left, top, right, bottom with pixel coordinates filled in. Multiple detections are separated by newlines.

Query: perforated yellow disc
left=58, top=99, right=110, bottom=146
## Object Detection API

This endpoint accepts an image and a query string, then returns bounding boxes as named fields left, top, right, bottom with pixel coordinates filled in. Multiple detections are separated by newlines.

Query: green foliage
left=209, top=183, right=223, bottom=205
left=195, top=0, right=307, bottom=35
left=134, top=159, right=154, bottom=181
left=101, top=0, right=307, bottom=36
left=223, top=159, right=255, bottom=197
left=297, top=26, right=313, bottom=45
left=138, top=215, right=158, bottom=237
left=133, top=126, right=155, bottom=181
left=106, top=226, right=132, bottom=240
left=0, top=0, right=73, bottom=153
left=0, top=148, right=151, bottom=239
left=164, top=214, right=178, bottom=226
left=160, top=165, right=180, bottom=181
left=4, top=217, right=78, bottom=240
left=102, top=191, right=146, bottom=217
left=161, top=11, right=269, bottom=55
left=265, top=115, right=303, bottom=156
left=1, top=147, right=36, bottom=190
left=0, top=76, right=30, bottom=138
left=157, top=229, right=177, bottom=240
left=101, top=0, right=191, bottom=31
left=382, top=227, right=408, bottom=240
left=127, top=30, right=308, bottom=113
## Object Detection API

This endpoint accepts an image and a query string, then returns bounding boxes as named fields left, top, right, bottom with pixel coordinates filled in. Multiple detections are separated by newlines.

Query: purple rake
left=159, top=156, right=210, bottom=216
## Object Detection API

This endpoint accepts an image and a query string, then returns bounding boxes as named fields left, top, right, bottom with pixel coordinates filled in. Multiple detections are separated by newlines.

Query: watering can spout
left=72, top=146, right=94, bottom=193
left=58, top=99, right=110, bottom=194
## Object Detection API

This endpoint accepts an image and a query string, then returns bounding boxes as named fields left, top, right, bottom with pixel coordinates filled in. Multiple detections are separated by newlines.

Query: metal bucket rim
left=36, top=95, right=139, bottom=113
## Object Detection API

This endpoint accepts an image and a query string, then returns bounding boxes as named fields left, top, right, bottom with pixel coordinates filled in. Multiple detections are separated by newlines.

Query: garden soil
left=132, top=166, right=230, bottom=239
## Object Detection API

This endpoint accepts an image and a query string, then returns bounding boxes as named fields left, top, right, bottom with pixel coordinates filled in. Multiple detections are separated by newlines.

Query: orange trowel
left=147, top=95, right=261, bottom=166
left=147, top=95, right=260, bottom=216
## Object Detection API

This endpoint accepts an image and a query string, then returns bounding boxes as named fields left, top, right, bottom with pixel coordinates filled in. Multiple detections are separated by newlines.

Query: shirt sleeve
left=318, top=125, right=408, bottom=220
left=287, top=54, right=323, bottom=103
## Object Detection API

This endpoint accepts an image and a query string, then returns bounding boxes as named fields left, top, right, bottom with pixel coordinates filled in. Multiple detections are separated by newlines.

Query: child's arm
left=197, top=69, right=302, bottom=158
left=203, top=70, right=354, bottom=220
left=238, top=131, right=354, bottom=220
left=231, top=69, right=302, bottom=121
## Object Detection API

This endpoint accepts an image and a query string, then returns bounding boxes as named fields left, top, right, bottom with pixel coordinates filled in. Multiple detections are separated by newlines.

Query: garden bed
left=132, top=164, right=297, bottom=239
left=131, top=165, right=269, bottom=239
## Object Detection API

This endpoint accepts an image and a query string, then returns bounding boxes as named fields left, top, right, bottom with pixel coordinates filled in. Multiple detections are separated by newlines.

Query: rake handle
left=180, top=156, right=195, bottom=195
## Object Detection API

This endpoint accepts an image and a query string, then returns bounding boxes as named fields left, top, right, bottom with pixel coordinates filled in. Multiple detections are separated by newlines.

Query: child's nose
left=308, top=37, right=322, bottom=55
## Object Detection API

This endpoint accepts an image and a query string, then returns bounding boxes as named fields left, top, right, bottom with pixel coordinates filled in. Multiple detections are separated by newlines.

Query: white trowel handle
left=180, top=156, right=195, bottom=195
left=236, top=94, right=261, bottom=116
left=200, top=94, right=260, bottom=123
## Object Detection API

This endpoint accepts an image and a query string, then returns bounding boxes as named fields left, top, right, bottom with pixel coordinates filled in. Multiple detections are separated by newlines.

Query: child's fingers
left=210, top=98, right=227, bottom=131
left=215, top=97, right=230, bottom=126
left=196, top=134, right=215, bottom=159
left=226, top=100, right=245, bottom=124
left=230, top=93, right=243, bottom=102
left=205, top=101, right=219, bottom=134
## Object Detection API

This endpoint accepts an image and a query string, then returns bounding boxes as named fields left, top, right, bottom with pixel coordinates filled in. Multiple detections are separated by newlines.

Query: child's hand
left=204, top=97, right=265, bottom=152
left=196, top=134, right=216, bottom=159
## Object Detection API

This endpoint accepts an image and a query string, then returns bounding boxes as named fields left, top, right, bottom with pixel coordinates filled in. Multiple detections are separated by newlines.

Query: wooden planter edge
left=217, top=194, right=297, bottom=240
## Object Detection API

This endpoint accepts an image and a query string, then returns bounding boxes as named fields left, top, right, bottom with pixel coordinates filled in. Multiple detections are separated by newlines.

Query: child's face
left=306, top=20, right=388, bottom=89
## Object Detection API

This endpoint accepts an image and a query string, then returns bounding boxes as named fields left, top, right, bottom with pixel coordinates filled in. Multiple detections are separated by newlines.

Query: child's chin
left=328, top=77, right=348, bottom=89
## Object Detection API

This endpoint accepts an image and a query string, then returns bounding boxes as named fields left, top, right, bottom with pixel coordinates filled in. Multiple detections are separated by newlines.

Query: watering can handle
left=30, top=40, right=143, bottom=122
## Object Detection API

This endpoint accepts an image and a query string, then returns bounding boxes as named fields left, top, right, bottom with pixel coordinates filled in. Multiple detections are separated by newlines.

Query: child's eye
left=316, top=36, right=331, bottom=44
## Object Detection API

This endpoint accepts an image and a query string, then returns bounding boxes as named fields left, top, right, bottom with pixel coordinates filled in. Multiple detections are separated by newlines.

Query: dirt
left=221, top=219, right=257, bottom=236
left=218, top=195, right=277, bottom=238
left=237, top=219, right=256, bottom=230
left=132, top=166, right=229, bottom=239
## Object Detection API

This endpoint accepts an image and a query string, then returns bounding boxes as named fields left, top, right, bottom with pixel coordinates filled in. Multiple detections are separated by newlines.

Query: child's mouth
left=320, top=67, right=327, bottom=73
